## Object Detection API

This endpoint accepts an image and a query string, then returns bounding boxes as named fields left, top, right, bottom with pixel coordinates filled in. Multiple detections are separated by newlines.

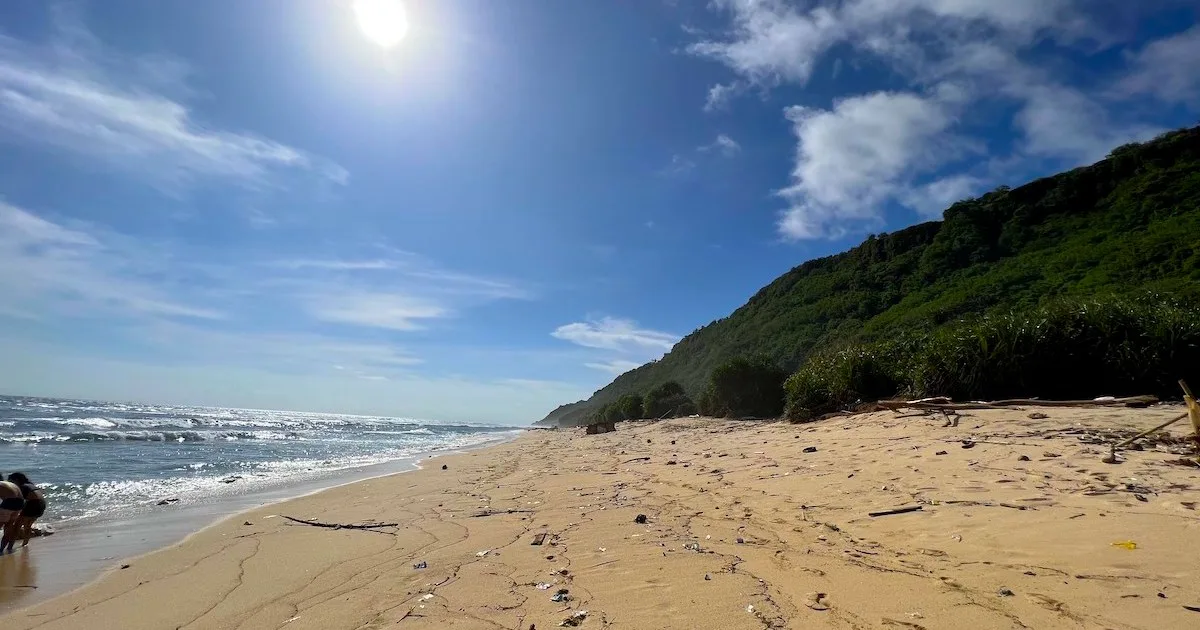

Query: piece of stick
left=868, top=506, right=923, bottom=517
left=1111, top=413, right=1189, bottom=449
left=282, top=516, right=398, bottom=530
left=471, top=509, right=535, bottom=518
left=621, top=456, right=651, bottom=464
left=877, top=395, right=1159, bottom=412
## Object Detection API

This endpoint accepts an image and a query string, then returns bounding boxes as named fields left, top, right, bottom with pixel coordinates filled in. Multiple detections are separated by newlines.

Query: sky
left=1, top=1, right=1198, bottom=424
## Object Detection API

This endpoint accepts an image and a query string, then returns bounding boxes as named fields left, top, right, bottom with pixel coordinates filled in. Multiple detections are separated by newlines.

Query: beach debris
left=597, top=547, right=606, bottom=552
left=997, top=587, right=1014, bottom=597
left=283, top=615, right=301, bottom=624
left=1135, top=494, right=1148, bottom=502
left=441, top=464, right=448, bottom=470
left=220, top=476, right=241, bottom=484
left=243, top=521, right=253, bottom=526
left=705, top=573, right=712, bottom=581
left=622, top=456, right=651, bottom=464
left=1017, top=455, right=1030, bottom=461
left=736, top=537, right=745, bottom=544
left=1043, top=452, right=1061, bottom=458
left=869, top=505, right=923, bottom=517
left=473, top=508, right=535, bottom=518
left=1183, top=605, right=1200, bottom=612
left=420, top=594, right=434, bottom=601
left=551, top=589, right=572, bottom=602
left=282, top=516, right=398, bottom=531
left=1158, top=592, right=1167, bottom=598
left=536, top=582, right=553, bottom=590
left=804, top=592, right=830, bottom=611
left=671, top=440, right=676, bottom=444
left=935, top=450, right=948, bottom=456
left=477, top=549, right=491, bottom=557
left=666, top=460, right=677, bottom=465
left=532, top=533, right=549, bottom=545
left=634, top=514, right=648, bottom=524
left=961, top=440, right=976, bottom=449
left=1110, top=540, right=1138, bottom=550
left=803, top=446, right=818, bottom=453
left=559, top=610, right=588, bottom=626
left=413, top=561, right=427, bottom=569
left=120, top=564, right=131, bottom=570
left=684, top=542, right=701, bottom=551
left=746, top=605, right=755, bottom=614
left=157, top=498, right=180, bottom=506
left=1028, top=412, right=1049, bottom=419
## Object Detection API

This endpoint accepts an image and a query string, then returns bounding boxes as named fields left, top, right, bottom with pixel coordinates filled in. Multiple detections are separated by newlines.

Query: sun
left=353, top=0, right=409, bottom=48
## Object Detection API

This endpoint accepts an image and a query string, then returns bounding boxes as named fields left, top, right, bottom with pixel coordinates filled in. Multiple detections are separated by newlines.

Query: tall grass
left=785, top=296, right=1200, bottom=419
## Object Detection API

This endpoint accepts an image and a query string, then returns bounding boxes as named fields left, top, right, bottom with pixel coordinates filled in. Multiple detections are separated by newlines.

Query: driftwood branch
left=868, top=505, right=923, bottom=517
left=877, top=395, right=1158, bottom=412
left=470, top=509, right=535, bottom=518
left=1111, top=412, right=1190, bottom=449
left=621, top=456, right=652, bottom=464
left=282, top=515, right=398, bottom=530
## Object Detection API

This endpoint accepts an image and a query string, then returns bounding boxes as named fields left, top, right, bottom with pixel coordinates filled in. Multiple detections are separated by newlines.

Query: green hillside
left=543, top=126, right=1200, bottom=426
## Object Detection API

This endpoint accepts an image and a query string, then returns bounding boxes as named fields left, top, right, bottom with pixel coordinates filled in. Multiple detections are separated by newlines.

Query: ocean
left=0, top=395, right=520, bottom=524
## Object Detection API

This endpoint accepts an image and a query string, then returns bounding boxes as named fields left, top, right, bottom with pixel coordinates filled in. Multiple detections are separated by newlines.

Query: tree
left=642, top=381, right=694, bottom=418
left=616, top=393, right=644, bottom=420
left=708, top=356, right=787, bottom=418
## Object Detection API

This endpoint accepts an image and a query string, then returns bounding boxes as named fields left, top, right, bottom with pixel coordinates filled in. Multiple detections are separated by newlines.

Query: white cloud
left=689, top=0, right=1176, bottom=239
left=699, top=133, right=742, bottom=157
left=1015, top=83, right=1162, bottom=164
left=307, top=291, right=448, bottom=331
left=585, top=359, right=644, bottom=375
left=899, top=174, right=982, bottom=217
left=552, top=317, right=679, bottom=353
left=661, top=153, right=696, bottom=176
left=688, top=0, right=841, bottom=86
left=274, top=259, right=398, bottom=271
left=703, top=82, right=743, bottom=112
left=1118, top=25, right=1200, bottom=105
left=688, top=0, right=1079, bottom=93
left=0, top=202, right=222, bottom=320
left=777, top=90, right=967, bottom=239
left=0, top=16, right=345, bottom=191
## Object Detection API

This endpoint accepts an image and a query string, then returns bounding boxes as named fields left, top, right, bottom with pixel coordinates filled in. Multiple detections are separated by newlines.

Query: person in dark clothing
left=4, top=473, right=45, bottom=552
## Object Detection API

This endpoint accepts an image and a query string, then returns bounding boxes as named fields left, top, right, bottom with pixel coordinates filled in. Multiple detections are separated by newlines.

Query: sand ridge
left=1, top=406, right=1198, bottom=629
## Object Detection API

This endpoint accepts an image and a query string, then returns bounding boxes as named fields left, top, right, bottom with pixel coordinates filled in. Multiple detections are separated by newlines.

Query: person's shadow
left=0, top=549, right=39, bottom=609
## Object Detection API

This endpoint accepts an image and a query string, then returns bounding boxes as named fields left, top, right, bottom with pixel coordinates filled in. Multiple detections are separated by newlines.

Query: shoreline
left=0, top=431, right=519, bottom=613
left=2, top=407, right=1197, bottom=629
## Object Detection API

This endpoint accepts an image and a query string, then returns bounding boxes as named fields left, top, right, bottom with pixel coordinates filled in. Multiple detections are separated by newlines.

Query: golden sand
left=3, top=406, right=1199, bottom=629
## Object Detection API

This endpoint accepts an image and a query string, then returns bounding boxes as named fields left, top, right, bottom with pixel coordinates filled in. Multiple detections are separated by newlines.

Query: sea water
left=0, top=395, right=519, bottom=524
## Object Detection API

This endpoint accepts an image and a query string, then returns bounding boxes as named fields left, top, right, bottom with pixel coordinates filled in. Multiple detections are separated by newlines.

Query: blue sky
left=1, top=1, right=1198, bottom=423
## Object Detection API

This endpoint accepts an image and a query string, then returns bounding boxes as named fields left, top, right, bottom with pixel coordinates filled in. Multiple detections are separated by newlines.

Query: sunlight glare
left=353, top=0, right=409, bottom=48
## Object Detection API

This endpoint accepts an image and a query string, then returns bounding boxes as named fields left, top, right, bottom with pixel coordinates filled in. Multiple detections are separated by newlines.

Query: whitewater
left=0, top=395, right=519, bottom=523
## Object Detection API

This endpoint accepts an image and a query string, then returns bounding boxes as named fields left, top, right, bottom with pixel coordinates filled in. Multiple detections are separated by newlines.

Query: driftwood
left=621, top=456, right=651, bottom=464
left=868, top=505, right=923, bottom=517
left=282, top=516, right=398, bottom=530
left=470, top=509, right=535, bottom=518
left=878, top=395, right=1158, bottom=412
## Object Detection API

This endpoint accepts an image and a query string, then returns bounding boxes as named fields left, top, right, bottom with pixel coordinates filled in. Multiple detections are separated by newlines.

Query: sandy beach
left=2, top=406, right=1198, bottom=629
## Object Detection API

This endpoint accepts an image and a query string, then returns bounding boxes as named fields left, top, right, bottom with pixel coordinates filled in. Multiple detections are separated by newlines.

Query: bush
left=911, top=296, right=1200, bottom=400
left=696, top=386, right=722, bottom=417
left=707, top=356, right=788, bottom=418
left=616, top=393, right=645, bottom=421
left=782, top=295, right=1200, bottom=415
left=642, top=381, right=695, bottom=418
left=784, top=344, right=906, bottom=419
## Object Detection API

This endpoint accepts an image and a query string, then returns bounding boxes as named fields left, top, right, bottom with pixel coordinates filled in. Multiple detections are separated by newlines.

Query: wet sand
left=2, top=406, right=1198, bottom=629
